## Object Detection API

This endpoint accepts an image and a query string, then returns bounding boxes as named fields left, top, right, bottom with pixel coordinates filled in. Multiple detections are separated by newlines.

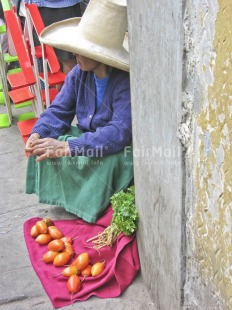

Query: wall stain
left=194, top=0, right=232, bottom=307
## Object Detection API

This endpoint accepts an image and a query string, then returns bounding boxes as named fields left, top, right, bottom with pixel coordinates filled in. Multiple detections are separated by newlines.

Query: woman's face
left=75, top=54, right=100, bottom=71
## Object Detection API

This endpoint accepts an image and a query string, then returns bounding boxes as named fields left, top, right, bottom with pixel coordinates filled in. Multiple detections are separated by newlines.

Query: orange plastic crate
left=39, top=71, right=66, bottom=86
left=17, top=117, right=38, bottom=137
left=9, top=87, right=35, bottom=104
left=41, top=88, right=59, bottom=103
left=8, top=71, right=34, bottom=89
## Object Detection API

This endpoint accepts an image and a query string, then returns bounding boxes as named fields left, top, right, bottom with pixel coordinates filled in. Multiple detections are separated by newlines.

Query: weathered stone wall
left=128, top=0, right=232, bottom=309
left=127, top=1, right=183, bottom=309
left=183, top=0, right=232, bottom=308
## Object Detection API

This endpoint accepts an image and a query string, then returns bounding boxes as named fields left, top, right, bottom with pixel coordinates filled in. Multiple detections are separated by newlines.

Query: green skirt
left=26, top=127, right=133, bottom=223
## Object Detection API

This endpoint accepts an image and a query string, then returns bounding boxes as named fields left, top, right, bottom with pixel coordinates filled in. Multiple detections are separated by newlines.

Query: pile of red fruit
left=30, top=218, right=105, bottom=295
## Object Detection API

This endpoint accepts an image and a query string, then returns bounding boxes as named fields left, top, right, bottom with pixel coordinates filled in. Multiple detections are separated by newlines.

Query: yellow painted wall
left=194, top=0, right=232, bottom=307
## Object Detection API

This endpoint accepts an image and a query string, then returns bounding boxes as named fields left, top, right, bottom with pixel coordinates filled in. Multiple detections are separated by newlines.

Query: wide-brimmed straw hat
left=39, top=0, right=129, bottom=72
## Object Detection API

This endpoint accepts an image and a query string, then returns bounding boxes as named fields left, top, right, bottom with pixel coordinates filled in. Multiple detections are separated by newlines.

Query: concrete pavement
left=0, top=110, right=156, bottom=310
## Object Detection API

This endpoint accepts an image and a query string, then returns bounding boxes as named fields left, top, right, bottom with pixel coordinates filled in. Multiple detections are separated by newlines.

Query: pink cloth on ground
left=23, top=207, right=140, bottom=308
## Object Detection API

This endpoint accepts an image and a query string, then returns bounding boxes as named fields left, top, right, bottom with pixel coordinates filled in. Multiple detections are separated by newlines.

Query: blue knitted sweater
left=24, top=0, right=81, bottom=8
left=32, top=66, right=132, bottom=157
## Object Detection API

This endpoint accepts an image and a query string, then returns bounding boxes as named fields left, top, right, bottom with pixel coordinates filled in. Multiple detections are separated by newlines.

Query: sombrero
left=39, top=0, right=129, bottom=72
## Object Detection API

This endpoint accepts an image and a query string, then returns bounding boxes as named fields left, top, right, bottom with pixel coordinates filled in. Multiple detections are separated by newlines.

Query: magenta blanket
left=23, top=207, right=140, bottom=308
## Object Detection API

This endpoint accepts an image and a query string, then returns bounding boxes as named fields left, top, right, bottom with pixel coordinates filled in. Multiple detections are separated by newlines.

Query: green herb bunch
left=111, top=186, right=139, bottom=236
left=87, top=186, right=139, bottom=250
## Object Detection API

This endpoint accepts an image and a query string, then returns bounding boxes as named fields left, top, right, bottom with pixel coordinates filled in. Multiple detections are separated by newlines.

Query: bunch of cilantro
left=87, top=186, right=139, bottom=249
left=111, top=186, right=139, bottom=236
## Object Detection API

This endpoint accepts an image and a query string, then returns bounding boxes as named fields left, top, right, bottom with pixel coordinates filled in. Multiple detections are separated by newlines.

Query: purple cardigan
left=32, top=66, right=132, bottom=157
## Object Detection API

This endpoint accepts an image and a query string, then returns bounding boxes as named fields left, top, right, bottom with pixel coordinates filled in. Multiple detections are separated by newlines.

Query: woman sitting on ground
left=25, top=0, right=133, bottom=223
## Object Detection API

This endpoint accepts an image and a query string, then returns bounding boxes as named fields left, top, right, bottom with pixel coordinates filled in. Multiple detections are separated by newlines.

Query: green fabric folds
left=26, top=127, right=133, bottom=223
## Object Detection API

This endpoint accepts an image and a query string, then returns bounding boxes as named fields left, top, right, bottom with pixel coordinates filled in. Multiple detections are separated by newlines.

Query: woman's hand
left=25, top=133, right=41, bottom=153
left=27, top=137, right=71, bottom=162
